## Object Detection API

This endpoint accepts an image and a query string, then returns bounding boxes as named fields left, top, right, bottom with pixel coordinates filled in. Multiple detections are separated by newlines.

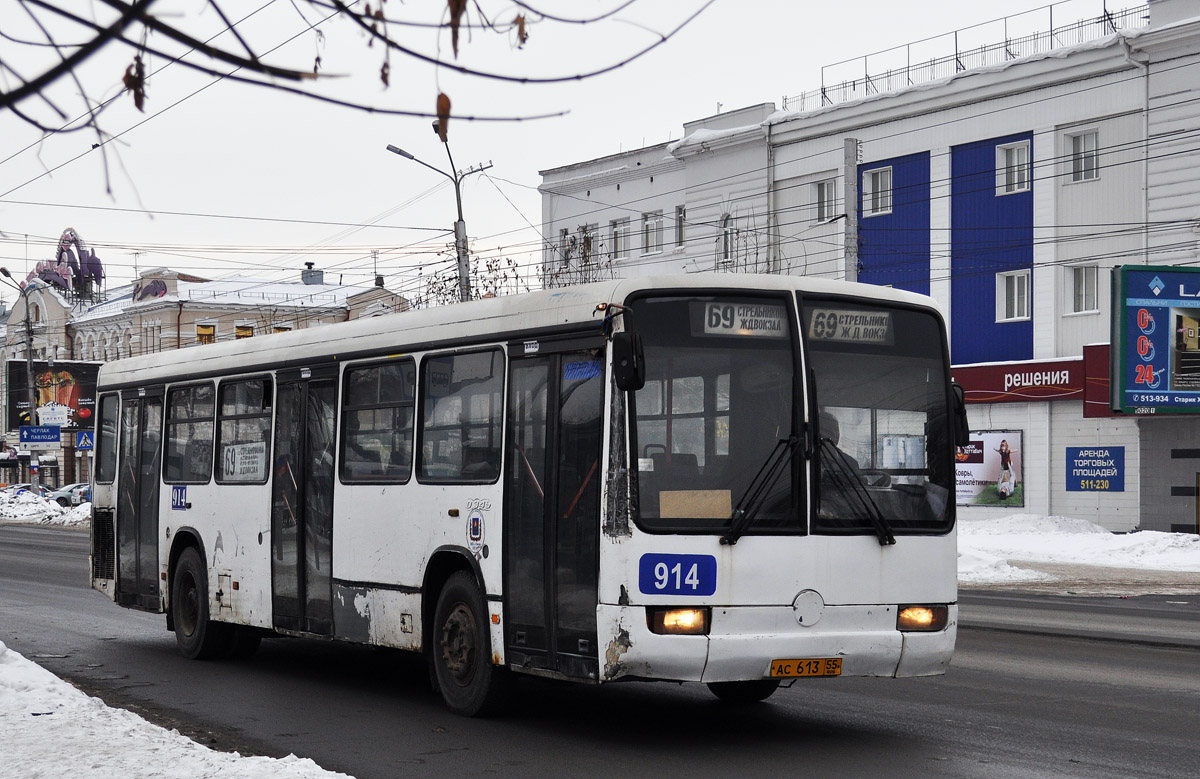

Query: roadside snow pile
left=0, top=491, right=65, bottom=523
left=0, top=639, right=354, bottom=779
left=40, top=502, right=91, bottom=527
left=0, top=491, right=89, bottom=526
left=958, top=513, right=1200, bottom=584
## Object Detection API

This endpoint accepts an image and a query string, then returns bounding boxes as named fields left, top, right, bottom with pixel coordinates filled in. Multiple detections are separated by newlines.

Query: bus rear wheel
left=707, top=679, right=781, bottom=703
left=432, top=571, right=506, bottom=716
left=172, top=547, right=231, bottom=660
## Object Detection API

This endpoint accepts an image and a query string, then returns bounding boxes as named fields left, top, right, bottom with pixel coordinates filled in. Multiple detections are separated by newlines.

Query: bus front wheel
left=707, top=679, right=781, bottom=703
left=432, top=571, right=506, bottom=716
left=172, top=547, right=230, bottom=660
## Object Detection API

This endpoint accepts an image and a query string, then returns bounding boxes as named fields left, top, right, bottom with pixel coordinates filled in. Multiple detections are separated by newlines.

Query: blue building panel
left=950, top=133, right=1034, bottom=364
left=857, top=152, right=930, bottom=295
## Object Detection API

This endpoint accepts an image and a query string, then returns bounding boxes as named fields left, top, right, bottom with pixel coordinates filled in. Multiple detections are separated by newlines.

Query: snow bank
left=0, top=639, right=353, bottom=779
left=958, top=513, right=1200, bottom=583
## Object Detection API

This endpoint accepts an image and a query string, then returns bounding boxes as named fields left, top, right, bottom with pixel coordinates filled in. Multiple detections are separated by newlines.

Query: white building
left=540, top=0, right=1200, bottom=532
left=1, top=259, right=407, bottom=486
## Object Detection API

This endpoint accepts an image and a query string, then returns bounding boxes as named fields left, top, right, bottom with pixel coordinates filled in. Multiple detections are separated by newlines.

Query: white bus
left=89, top=274, right=967, bottom=715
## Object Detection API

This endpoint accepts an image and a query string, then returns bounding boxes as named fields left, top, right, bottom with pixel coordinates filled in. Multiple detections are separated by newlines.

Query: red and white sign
left=952, top=359, right=1083, bottom=404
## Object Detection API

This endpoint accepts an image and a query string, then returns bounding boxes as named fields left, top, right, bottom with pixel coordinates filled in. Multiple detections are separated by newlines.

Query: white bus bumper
left=597, top=603, right=957, bottom=683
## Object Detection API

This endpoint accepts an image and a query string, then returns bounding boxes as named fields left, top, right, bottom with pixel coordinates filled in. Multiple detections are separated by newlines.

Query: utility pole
left=386, top=122, right=492, bottom=303
left=0, top=267, right=40, bottom=493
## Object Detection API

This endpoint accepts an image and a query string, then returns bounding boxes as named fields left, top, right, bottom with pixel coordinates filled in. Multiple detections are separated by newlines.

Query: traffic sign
left=76, top=430, right=95, bottom=450
left=20, top=425, right=60, bottom=451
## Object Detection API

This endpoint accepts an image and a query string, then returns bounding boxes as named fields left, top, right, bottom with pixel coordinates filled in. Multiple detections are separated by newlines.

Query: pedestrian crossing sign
left=76, top=431, right=94, bottom=450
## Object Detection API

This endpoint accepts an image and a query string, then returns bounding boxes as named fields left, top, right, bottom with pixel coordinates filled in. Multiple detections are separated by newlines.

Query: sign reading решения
left=1065, top=446, right=1124, bottom=492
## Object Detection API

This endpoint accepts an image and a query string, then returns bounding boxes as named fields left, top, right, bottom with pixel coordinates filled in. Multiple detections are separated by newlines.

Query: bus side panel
left=330, top=585, right=423, bottom=650
left=331, top=481, right=505, bottom=654
left=90, top=483, right=118, bottom=602
left=165, top=481, right=275, bottom=630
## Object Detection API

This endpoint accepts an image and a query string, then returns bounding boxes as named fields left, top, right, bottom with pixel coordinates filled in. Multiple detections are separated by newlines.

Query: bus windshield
left=630, top=294, right=800, bottom=533
left=802, top=297, right=954, bottom=535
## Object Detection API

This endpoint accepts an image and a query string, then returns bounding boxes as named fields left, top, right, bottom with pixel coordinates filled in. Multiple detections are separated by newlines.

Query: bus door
left=504, top=339, right=605, bottom=679
left=117, top=387, right=164, bottom=610
left=271, top=366, right=338, bottom=635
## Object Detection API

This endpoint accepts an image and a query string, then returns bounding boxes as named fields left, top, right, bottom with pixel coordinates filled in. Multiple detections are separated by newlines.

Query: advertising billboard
left=6, top=360, right=101, bottom=432
left=1112, top=265, right=1200, bottom=414
left=955, top=430, right=1023, bottom=507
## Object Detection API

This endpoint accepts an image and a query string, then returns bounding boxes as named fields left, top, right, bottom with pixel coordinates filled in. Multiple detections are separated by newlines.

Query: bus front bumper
left=597, top=603, right=957, bottom=683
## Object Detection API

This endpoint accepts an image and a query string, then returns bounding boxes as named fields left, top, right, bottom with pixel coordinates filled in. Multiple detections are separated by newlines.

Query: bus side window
left=215, top=378, right=273, bottom=484
left=419, top=349, right=503, bottom=483
left=164, top=383, right=215, bottom=484
left=341, top=359, right=415, bottom=483
left=95, top=393, right=120, bottom=484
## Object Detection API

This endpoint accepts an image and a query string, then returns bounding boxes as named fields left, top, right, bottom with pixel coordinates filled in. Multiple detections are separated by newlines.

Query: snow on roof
left=765, top=29, right=1144, bottom=127
left=69, top=277, right=378, bottom=325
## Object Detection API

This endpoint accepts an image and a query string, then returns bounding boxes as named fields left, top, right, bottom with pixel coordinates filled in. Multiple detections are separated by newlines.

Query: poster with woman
left=954, top=430, right=1024, bottom=506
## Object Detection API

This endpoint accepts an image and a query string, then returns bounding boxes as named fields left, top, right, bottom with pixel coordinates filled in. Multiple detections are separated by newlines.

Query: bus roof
left=96, top=273, right=941, bottom=389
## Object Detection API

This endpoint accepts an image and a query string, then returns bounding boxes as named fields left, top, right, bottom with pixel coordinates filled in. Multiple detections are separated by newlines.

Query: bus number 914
left=638, top=554, right=717, bottom=596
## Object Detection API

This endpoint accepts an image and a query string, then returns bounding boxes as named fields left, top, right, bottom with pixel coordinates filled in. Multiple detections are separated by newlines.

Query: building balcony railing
left=781, top=1, right=1149, bottom=113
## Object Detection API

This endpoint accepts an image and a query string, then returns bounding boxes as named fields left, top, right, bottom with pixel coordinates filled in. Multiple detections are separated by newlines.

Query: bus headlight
left=647, top=607, right=709, bottom=635
left=897, top=605, right=949, bottom=632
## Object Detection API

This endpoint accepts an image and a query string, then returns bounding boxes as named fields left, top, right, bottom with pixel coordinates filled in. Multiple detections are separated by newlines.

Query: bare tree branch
left=1, top=1, right=711, bottom=141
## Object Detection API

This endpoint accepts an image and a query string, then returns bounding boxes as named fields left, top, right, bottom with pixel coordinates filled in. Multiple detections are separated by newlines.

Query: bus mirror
left=952, top=382, right=970, bottom=447
left=613, top=332, right=645, bottom=391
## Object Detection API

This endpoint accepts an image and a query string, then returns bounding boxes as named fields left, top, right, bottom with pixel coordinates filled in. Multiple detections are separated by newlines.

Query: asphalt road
left=3, top=524, right=1199, bottom=778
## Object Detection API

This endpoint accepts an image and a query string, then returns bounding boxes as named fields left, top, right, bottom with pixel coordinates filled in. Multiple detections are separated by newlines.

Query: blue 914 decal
left=638, top=553, right=717, bottom=596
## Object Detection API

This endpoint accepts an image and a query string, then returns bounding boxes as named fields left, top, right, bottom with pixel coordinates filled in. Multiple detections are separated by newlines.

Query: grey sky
left=0, top=0, right=1092, bottom=305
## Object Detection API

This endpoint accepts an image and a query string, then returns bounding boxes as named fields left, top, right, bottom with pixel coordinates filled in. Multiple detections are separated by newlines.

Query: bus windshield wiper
left=721, top=436, right=798, bottom=546
left=818, top=438, right=896, bottom=546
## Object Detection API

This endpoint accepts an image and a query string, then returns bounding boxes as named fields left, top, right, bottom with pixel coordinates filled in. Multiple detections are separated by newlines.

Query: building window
left=579, top=223, right=598, bottom=264
left=996, top=141, right=1031, bottom=195
left=558, top=227, right=570, bottom=265
left=235, top=324, right=254, bottom=339
left=996, top=270, right=1031, bottom=321
left=815, top=179, right=836, bottom=222
left=196, top=324, right=215, bottom=345
left=610, top=217, right=630, bottom=260
left=1072, top=265, right=1099, bottom=313
left=642, top=210, right=663, bottom=255
left=720, top=213, right=733, bottom=263
left=273, top=324, right=293, bottom=334
left=1069, top=130, right=1099, bottom=182
left=675, top=205, right=686, bottom=247
left=862, top=167, right=892, bottom=216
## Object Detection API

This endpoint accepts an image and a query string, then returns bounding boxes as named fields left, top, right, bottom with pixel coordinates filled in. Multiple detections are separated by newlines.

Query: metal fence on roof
left=781, top=2, right=1149, bottom=113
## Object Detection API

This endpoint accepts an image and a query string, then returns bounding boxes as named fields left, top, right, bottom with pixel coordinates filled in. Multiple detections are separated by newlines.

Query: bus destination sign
left=703, top=302, right=788, bottom=338
left=807, top=308, right=894, bottom=346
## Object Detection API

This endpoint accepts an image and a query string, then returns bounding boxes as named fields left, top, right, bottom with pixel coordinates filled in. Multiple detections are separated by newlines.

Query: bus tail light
left=897, top=605, right=949, bottom=632
left=647, top=607, right=709, bottom=635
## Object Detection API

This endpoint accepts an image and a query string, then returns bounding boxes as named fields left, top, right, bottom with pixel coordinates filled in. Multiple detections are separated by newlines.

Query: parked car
left=1, top=482, right=49, bottom=499
left=47, top=482, right=90, bottom=507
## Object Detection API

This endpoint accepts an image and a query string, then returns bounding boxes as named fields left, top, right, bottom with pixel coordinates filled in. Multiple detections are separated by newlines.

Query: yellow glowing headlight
left=897, top=605, right=949, bottom=632
left=647, top=607, right=709, bottom=635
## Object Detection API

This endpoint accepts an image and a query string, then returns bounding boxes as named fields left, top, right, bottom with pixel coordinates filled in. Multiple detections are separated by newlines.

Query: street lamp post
left=0, top=267, right=40, bottom=493
left=386, top=126, right=492, bottom=303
